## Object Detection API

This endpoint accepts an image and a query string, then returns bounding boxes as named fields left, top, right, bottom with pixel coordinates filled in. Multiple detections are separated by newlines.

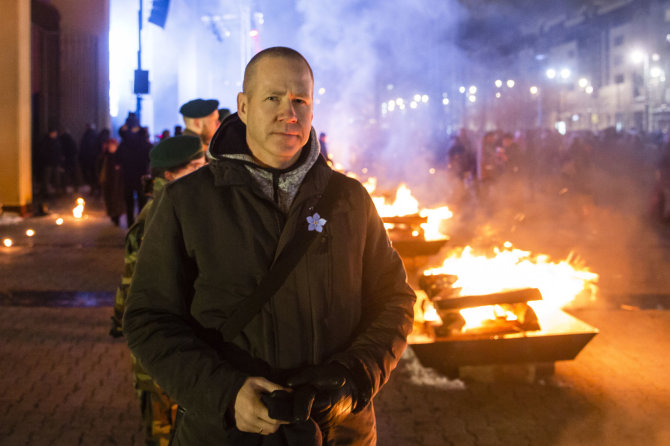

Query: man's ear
left=237, top=92, right=248, bottom=124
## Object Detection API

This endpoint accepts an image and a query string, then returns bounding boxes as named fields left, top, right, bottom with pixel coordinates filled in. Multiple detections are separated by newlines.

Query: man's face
left=200, top=110, right=220, bottom=145
left=237, top=56, right=313, bottom=169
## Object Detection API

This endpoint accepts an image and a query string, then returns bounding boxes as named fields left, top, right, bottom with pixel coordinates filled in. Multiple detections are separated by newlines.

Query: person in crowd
left=59, top=128, right=80, bottom=193
left=218, top=108, right=231, bottom=124
left=117, top=113, right=152, bottom=227
left=174, top=125, right=183, bottom=136
left=318, top=132, right=329, bottom=162
left=38, top=127, right=64, bottom=197
left=99, top=138, right=125, bottom=226
left=179, top=98, right=221, bottom=152
left=159, top=129, right=171, bottom=141
left=446, top=128, right=476, bottom=207
left=110, top=135, right=206, bottom=445
left=79, top=123, right=102, bottom=194
left=123, top=46, right=415, bottom=445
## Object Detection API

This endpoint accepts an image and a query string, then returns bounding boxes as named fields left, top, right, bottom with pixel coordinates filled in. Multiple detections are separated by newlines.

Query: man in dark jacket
left=123, top=47, right=415, bottom=445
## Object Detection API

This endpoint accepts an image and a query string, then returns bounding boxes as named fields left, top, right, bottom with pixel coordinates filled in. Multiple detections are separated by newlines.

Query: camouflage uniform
left=110, top=176, right=176, bottom=446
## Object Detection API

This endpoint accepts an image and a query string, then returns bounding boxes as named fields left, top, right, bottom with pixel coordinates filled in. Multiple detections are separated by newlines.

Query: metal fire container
left=409, top=277, right=598, bottom=377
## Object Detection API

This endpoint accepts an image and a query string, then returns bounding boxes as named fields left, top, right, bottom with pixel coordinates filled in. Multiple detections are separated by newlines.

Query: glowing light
left=421, top=94, right=429, bottom=103
left=578, top=78, right=588, bottom=88
left=361, top=167, right=368, bottom=174
left=506, top=79, right=515, bottom=88
left=410, top=101, right=418, bottom=109
left=428, top=168, right=436, bottom=175
left=651, top=67, right=664, bottom=78
left=572, top=114, right=580, bottom=122
left=386, top=84, right=394, bottom=90
left=399, top=103, right=406, bottom=110
left=73, top=198, right=85, bottom=219
left=546, top=68, right=556, bottom=79
left=419, top=206, right=453, bottom=241
left=495, top=92, right=501, bottom=98
left=442, top=98, right=450, bottom=105
left=459, top=86, right=466, bottom=94
left=388, top=101, right=396, bottom=111
left=494, top=79, right=503, bottom=88
left=652, top=53, right=660, bottom=62
left=468, top=95, right=476, bottom=102
left=560, top=68, right=571, bottom=79
left=555, top=121, right=567, bottom=135
left=249, top=29, right=259, bottom=37
left=25, top=229, right=35, bottom=237
left=585, top=85, right=594, bottom=94
left=529, top=86, right=538, bottom=95
left=318, top=87, right=326, bottom=95
left=3, top=238, right=12, bottom=248
left=56, top=218, right=64, bottom=225
left=468, top=85, right=477, bottom=94
left=413, top=94, right=422, bottom=102
left=423, top=244, right=599, bottom=325
left=373, top=184, right=419, bottom=217
left=631, top=50, right=646, bottom=64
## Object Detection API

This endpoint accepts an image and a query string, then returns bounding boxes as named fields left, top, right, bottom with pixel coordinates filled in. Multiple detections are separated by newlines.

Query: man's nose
left=278, top=99, right=298, bottom=122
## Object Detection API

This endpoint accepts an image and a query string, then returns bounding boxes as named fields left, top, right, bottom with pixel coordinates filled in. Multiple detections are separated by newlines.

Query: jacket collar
left=206, top=113, right=328, bottom=209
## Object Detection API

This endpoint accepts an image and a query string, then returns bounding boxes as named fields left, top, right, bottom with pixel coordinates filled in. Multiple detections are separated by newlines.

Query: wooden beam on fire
left=434, top=288, right=543, bottom=310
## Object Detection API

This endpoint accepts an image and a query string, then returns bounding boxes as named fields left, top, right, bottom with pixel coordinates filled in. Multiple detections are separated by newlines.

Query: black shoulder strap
left=221, top=172, right=346, bottom=342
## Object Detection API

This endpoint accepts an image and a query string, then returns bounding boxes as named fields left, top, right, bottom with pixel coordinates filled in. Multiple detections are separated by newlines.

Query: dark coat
left=99, top=152, right=125, bottom=218
left=123, top=117, right=416, bottom=445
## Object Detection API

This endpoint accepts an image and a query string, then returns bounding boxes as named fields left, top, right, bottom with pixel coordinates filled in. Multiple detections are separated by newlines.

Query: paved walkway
left=1, top=194, right=669, bottom=445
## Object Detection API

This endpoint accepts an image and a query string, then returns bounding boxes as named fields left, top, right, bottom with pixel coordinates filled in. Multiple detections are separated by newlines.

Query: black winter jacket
left=123, top=115, right=415, bottom=445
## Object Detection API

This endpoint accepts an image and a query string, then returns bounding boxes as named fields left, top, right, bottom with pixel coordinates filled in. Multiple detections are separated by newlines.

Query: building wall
left=51, top=0, right=110, bottom=136
left=0, top=0, right=32, bottom=211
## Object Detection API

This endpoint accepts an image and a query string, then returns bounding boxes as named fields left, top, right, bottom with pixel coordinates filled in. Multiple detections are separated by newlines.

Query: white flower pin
left=307, top=213, right=327, bottom=232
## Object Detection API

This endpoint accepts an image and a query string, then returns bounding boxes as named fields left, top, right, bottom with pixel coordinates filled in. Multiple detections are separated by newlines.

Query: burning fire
left=73, top=198, right=85, bottom=219
left=422, top=244, right=599, bottom=329
left=367, top=181, right=452, bottom=241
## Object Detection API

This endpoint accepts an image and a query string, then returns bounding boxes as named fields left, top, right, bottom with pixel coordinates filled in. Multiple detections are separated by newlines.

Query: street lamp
left=631, top=49, right=650, bottom=133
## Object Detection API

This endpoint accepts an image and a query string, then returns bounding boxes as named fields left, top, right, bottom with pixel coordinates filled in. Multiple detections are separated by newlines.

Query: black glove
left=286, top=363, right=358, bottom=427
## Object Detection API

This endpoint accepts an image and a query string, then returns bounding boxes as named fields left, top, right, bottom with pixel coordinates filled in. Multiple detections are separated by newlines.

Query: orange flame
left=369, top=181, right=451, bottom=240
left=423, top=243, right=598, bottom=327
left=73, top=197, right=85, bottom=219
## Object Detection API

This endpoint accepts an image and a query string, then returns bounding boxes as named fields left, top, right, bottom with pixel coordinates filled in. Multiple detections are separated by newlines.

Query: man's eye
left=266, top=96, right=278, bottom=101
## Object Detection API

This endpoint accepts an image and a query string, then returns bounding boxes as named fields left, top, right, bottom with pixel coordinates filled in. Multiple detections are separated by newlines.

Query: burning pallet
left=409, top=274, right=598, bottom=379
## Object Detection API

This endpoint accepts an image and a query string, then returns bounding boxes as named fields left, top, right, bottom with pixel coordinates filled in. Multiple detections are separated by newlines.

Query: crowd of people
left=34, top=100, right=230, bottom=227
left=443, top=125, right=670, bottom=226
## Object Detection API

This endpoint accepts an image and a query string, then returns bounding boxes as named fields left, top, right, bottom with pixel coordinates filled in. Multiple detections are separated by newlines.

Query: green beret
left=179, top=99, right=219, bottom=118
left=150, top=135, right=203, bottom=169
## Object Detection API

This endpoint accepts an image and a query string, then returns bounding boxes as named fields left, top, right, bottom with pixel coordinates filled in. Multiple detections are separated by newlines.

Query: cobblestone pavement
left=1, top=195, right=669, bottom=445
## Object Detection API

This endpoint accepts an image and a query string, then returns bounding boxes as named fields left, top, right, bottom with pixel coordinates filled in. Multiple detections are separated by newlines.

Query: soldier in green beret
left=179, top=98, right=221, bottom=152
left=110, top=135, right=206, bottom=446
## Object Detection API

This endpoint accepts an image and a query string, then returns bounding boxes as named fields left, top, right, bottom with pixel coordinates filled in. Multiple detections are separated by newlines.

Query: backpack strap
left=221, top=172, right=346, bottom=342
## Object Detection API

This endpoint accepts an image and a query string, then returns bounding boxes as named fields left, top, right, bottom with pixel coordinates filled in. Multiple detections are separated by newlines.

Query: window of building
left=613, top=35, right=624, bottom=46
left=615, top=73, right=625, bottom=84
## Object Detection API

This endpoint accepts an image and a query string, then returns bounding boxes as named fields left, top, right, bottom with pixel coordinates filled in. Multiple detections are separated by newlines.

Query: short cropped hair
left=242, top=47, right=314, bottom=94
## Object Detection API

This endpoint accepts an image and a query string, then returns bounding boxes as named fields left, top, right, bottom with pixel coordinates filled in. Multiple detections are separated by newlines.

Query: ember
left=73, top=198, right=85, bottom=219
left=3, top=238, right=12, bottom=248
